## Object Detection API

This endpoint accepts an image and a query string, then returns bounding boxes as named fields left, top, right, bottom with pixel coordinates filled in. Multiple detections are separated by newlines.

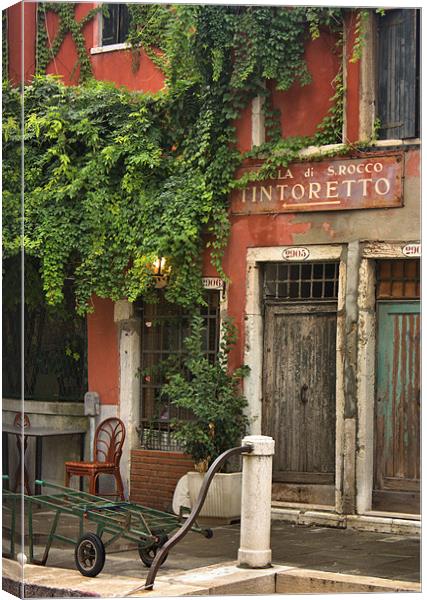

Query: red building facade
left=6, top=4, right=420, bottom=531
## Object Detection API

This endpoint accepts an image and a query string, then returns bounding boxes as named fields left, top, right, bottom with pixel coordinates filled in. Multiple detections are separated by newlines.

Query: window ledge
left=298, top=143, right=345, bottom=158
left=252, top=139, right=421, bottom=167
left=294, top=139, right=421, bottom=160
left=91, top=42, right=131, bottom=55
left=372, top=138, right=421, bottom=147
left=300, top=138, right=421, bottom=157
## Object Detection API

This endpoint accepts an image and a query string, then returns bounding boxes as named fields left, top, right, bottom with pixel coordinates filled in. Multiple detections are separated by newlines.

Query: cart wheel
left=138, top=529, right=169, bottom=568
left=75, top=533, right=106, bottom=577
left=203, top=528, right=213, bottom=539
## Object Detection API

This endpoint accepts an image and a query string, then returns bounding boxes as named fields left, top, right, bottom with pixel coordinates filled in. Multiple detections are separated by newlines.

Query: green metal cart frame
left=2, top=477, right=212, bottom=577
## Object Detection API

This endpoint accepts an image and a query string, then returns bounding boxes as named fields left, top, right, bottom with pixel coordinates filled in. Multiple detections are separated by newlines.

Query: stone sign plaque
left=231, top=153, right=403, bottom=215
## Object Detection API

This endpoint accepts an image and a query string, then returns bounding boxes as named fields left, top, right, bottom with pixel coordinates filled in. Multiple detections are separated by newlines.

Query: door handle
left=300, top=384, right=309, bottom=404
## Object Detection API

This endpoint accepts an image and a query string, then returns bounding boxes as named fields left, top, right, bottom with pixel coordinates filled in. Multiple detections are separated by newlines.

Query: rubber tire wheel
left=138, top=529, right=169, bottom=568
left=75, top=533, right=106, bottom=577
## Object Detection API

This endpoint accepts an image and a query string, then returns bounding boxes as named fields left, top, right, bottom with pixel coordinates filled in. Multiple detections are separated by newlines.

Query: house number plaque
left=402, top=243, right=421, bottom=257
left=202, top=277, right=224, bottom=290
left=282, top=247, right=310, bottom=261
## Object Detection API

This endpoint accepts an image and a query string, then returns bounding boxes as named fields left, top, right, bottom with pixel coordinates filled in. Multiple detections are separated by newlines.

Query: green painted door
left=374, top=301, right=420, bottom=513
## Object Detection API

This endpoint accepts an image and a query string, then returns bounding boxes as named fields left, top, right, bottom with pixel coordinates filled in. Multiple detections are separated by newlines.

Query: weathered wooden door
left=263, top=303, right=337, bottom=504
left=374, top=301, right=420, bottom=513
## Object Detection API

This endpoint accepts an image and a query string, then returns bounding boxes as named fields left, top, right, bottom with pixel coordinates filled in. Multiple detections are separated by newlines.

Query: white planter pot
left=186, top=471, right=242, bottom=519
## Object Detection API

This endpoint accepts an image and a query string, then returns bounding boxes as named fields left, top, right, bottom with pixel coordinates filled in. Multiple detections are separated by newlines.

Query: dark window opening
left=102, top=3, right=130, bottom=46
left=138, top=291, right=220, bottom=451
left=377, top=9, right=420, bottom=140
left=264, top=262, right=339, bottom=302
left=2, top=256, right=87, bottom=402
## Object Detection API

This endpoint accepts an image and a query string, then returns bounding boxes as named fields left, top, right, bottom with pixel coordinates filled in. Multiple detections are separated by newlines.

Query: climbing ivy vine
left=4, top=5, right=368, bottom=314
left=36, top=2, right=106, bottom=82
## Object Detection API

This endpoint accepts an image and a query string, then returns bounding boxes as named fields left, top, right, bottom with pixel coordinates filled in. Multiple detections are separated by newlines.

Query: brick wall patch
left=130, top=449, right=194, bottom=512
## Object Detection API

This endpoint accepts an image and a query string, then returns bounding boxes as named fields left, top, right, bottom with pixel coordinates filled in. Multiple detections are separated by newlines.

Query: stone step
left=2, top=558, right=421, bottom=597
left=276, top=568, right=421, bottom=594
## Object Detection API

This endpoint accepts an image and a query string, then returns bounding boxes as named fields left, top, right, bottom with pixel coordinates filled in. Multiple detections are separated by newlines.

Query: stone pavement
left=3, top=517, right=420, bottom=584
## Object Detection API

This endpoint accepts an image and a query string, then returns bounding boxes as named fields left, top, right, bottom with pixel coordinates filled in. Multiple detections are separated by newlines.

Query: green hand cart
left=2, top=478, right=212, bottom=577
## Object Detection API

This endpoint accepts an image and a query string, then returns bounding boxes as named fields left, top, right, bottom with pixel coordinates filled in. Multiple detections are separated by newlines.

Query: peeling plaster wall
left=223, top=147, right=419, bottom=516
left=224, top=148, right=420, bottom=373
left=291, top=151, right=419, bottom=246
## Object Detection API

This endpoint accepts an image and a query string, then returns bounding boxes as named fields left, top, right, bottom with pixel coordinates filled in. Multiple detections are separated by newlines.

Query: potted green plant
left=162, top=312, right=249, bottom=518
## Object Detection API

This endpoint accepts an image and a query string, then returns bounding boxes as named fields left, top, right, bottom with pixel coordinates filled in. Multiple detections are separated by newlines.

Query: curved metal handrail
left=144, top=443, right=253, bottom=590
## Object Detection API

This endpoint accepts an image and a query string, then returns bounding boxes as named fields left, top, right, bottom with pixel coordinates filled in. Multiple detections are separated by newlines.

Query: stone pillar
left=238, top=435, right=275, bottom=568
left=342, top=241, right=361, bottom=514
left=114, top=300, right=141, bottom=498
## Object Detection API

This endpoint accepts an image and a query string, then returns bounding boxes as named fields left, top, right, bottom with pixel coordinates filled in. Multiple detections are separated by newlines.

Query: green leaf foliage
left=4, top=5, right=355, bottom=314
left=162, top=314, right=250, bottom=470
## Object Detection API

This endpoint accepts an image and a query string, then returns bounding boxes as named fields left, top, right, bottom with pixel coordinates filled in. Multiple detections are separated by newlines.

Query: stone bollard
left=238, top=435, right=275, bottom=568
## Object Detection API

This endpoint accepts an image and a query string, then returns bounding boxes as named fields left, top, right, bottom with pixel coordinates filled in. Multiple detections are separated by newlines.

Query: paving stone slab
left=2, top=558, right=209, bottom=598
left=276, top=568, right=421, bottom=594
left=166, top=561, right=288, bottom=595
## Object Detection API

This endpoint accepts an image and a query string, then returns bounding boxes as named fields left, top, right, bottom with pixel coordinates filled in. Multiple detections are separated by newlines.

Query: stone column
left=342, top=241, right=361, bottom=514
left=238, top=435, right=275, bottom=568
left=114, top=300, right=141, bottom=498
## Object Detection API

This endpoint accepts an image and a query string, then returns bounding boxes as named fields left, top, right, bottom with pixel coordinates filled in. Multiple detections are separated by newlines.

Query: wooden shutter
left=101, top=4, right=130, bottom=46
left=377, top=9, right=419, bottom=139
left=117, top=5, right=130, bottom=44
left=102, top=4, right=121, bottom=46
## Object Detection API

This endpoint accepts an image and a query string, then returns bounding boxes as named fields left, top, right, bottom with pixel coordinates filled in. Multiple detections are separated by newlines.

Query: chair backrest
left=94, top=418, right=126, bottom=466
left=13, top=413, right=31, bottom=429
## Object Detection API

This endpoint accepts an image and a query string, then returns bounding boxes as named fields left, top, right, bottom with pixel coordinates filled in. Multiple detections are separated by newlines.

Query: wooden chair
left=65, top=417, right=126, bottom=500
left=13, top=413, right=32, bottom=495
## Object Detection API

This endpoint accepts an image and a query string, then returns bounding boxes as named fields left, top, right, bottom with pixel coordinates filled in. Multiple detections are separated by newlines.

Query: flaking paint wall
left=223, top=148, right=420, bottom=373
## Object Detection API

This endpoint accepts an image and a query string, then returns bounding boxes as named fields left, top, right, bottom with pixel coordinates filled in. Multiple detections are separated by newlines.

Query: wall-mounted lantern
left=152, top=257, right=170, bottom=288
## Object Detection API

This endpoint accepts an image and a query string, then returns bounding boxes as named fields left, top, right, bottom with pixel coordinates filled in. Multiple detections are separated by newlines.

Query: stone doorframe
left=355, top=240, right=421, bottom=516
left=243, top=244, right=348, bottom=513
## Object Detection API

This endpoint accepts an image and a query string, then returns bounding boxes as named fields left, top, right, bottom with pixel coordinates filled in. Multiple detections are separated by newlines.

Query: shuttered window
left=102, top=4, right=130, bottom=46
left=377, top=9, right=420, bottom=140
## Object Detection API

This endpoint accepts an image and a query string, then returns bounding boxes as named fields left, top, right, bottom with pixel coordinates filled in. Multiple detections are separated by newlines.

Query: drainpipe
left=238, top=435, right=275, bottom=568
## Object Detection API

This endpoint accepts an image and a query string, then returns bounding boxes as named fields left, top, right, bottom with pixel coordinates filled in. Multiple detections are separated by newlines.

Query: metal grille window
left=376, top=259, right=420, bottom=299
left=377, top=9, right=420, bottom=140
left=264, top=262, right=339, bottom=301
left=138, top=292, right=220, bottom=451
left=102, top=3, right=130, bottom=46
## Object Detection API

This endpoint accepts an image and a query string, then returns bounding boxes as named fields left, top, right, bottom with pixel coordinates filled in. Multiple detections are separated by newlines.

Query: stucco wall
left=87, top=297, right=120, bottom=406
left=222, top=146, right=420, bottom=372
